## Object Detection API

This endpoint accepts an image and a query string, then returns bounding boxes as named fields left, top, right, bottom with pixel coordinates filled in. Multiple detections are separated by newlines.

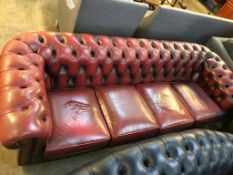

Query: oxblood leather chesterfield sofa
left=0, top=32, right=232, bottom=165
left=69, top=129, right=233, bottom=175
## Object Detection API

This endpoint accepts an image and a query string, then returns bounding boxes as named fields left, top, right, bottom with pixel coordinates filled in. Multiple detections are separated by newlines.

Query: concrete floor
left=0, top=0, right=58, bottom=50
left=0, top=0, right=212, bottom=175
left=0, top=0, right=211, bottom=51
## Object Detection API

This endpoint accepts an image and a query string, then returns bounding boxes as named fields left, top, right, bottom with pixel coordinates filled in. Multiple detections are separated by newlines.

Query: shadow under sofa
left=0, top=32, right=232, bottom=165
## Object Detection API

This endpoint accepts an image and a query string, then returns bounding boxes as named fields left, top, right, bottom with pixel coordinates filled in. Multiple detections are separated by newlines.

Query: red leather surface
left=137, top=83, right=194, bottom=133
left=1, top=32, right=232, bottom=110
left=173, top=83, right=224, bottom=124
left=95, top=86, right=159, bottom=144
left=0, top=53, right=52, bottom=148
left=1, top=32, right=210, bottom=89
left=200, top=52, right=233, bottom=110
left=0, top=32, right=232, bottom=161
left=46, top=88, right=110, bottom=158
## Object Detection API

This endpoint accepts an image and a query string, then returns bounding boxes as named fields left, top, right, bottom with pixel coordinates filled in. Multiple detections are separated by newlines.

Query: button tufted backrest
left=68, top=129, right=233, bottom=175
left=1, top=32, right=232, bottom=109
left=1, top=32, right=210, bottom=89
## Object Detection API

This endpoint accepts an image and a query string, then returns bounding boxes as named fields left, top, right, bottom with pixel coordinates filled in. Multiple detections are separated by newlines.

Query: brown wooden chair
left=215, top=0, right=233, bottom=20
left=134, top=0, right=186, bottom=10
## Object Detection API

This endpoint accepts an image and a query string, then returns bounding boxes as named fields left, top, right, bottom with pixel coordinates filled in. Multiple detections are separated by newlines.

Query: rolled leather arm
left=200, top=49, right=233, bottom=110
left=0, top=36, right=52, bottom=149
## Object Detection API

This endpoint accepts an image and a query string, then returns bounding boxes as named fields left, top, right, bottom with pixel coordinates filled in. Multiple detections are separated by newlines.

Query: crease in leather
left=0, top=95, right=46, bottom=118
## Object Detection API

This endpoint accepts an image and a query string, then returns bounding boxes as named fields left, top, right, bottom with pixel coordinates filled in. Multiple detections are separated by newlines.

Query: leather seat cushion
left=95, top=85, right=159, bottom=145
left=137, top=83, right=194, bottom=133
left=46, top=88, right=110, bottom=159
left=172, top=82, right=224, bottom=124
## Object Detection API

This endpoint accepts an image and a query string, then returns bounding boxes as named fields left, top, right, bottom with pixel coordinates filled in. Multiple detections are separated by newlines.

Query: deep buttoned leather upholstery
left=1, top=32, right=232, bottom=110
left=69, top=129, right=233, bottom=175
left=0, top=32, right=232, bottom=164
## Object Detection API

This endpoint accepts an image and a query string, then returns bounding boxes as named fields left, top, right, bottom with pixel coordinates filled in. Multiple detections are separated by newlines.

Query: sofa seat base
left=137, top=83, right=194, bottom=133
left=46, top=88, right=110, bottom=159
left=45, top=83, right=223, bottom=159
left=95, top=85, right=159, bottom=145
left=173, top=83, right=224, bottom=124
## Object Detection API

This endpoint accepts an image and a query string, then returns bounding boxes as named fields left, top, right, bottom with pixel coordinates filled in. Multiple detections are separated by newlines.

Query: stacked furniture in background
left=134, top=0, right=187, bottom=10
left=206, top=36, right=233, bottom=70
left=200, top=0, right=226, bottom=13
left=58, top=1, right=233, bottom=43
left=58, top=0, right=149, bottom=36
left=69, top=129, right=233, bottom=175
left=0, top=32, right=232, bottom=165
left=135, top=5, right=233, bottom=43
left=215, top=0, right=233, bottom=20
